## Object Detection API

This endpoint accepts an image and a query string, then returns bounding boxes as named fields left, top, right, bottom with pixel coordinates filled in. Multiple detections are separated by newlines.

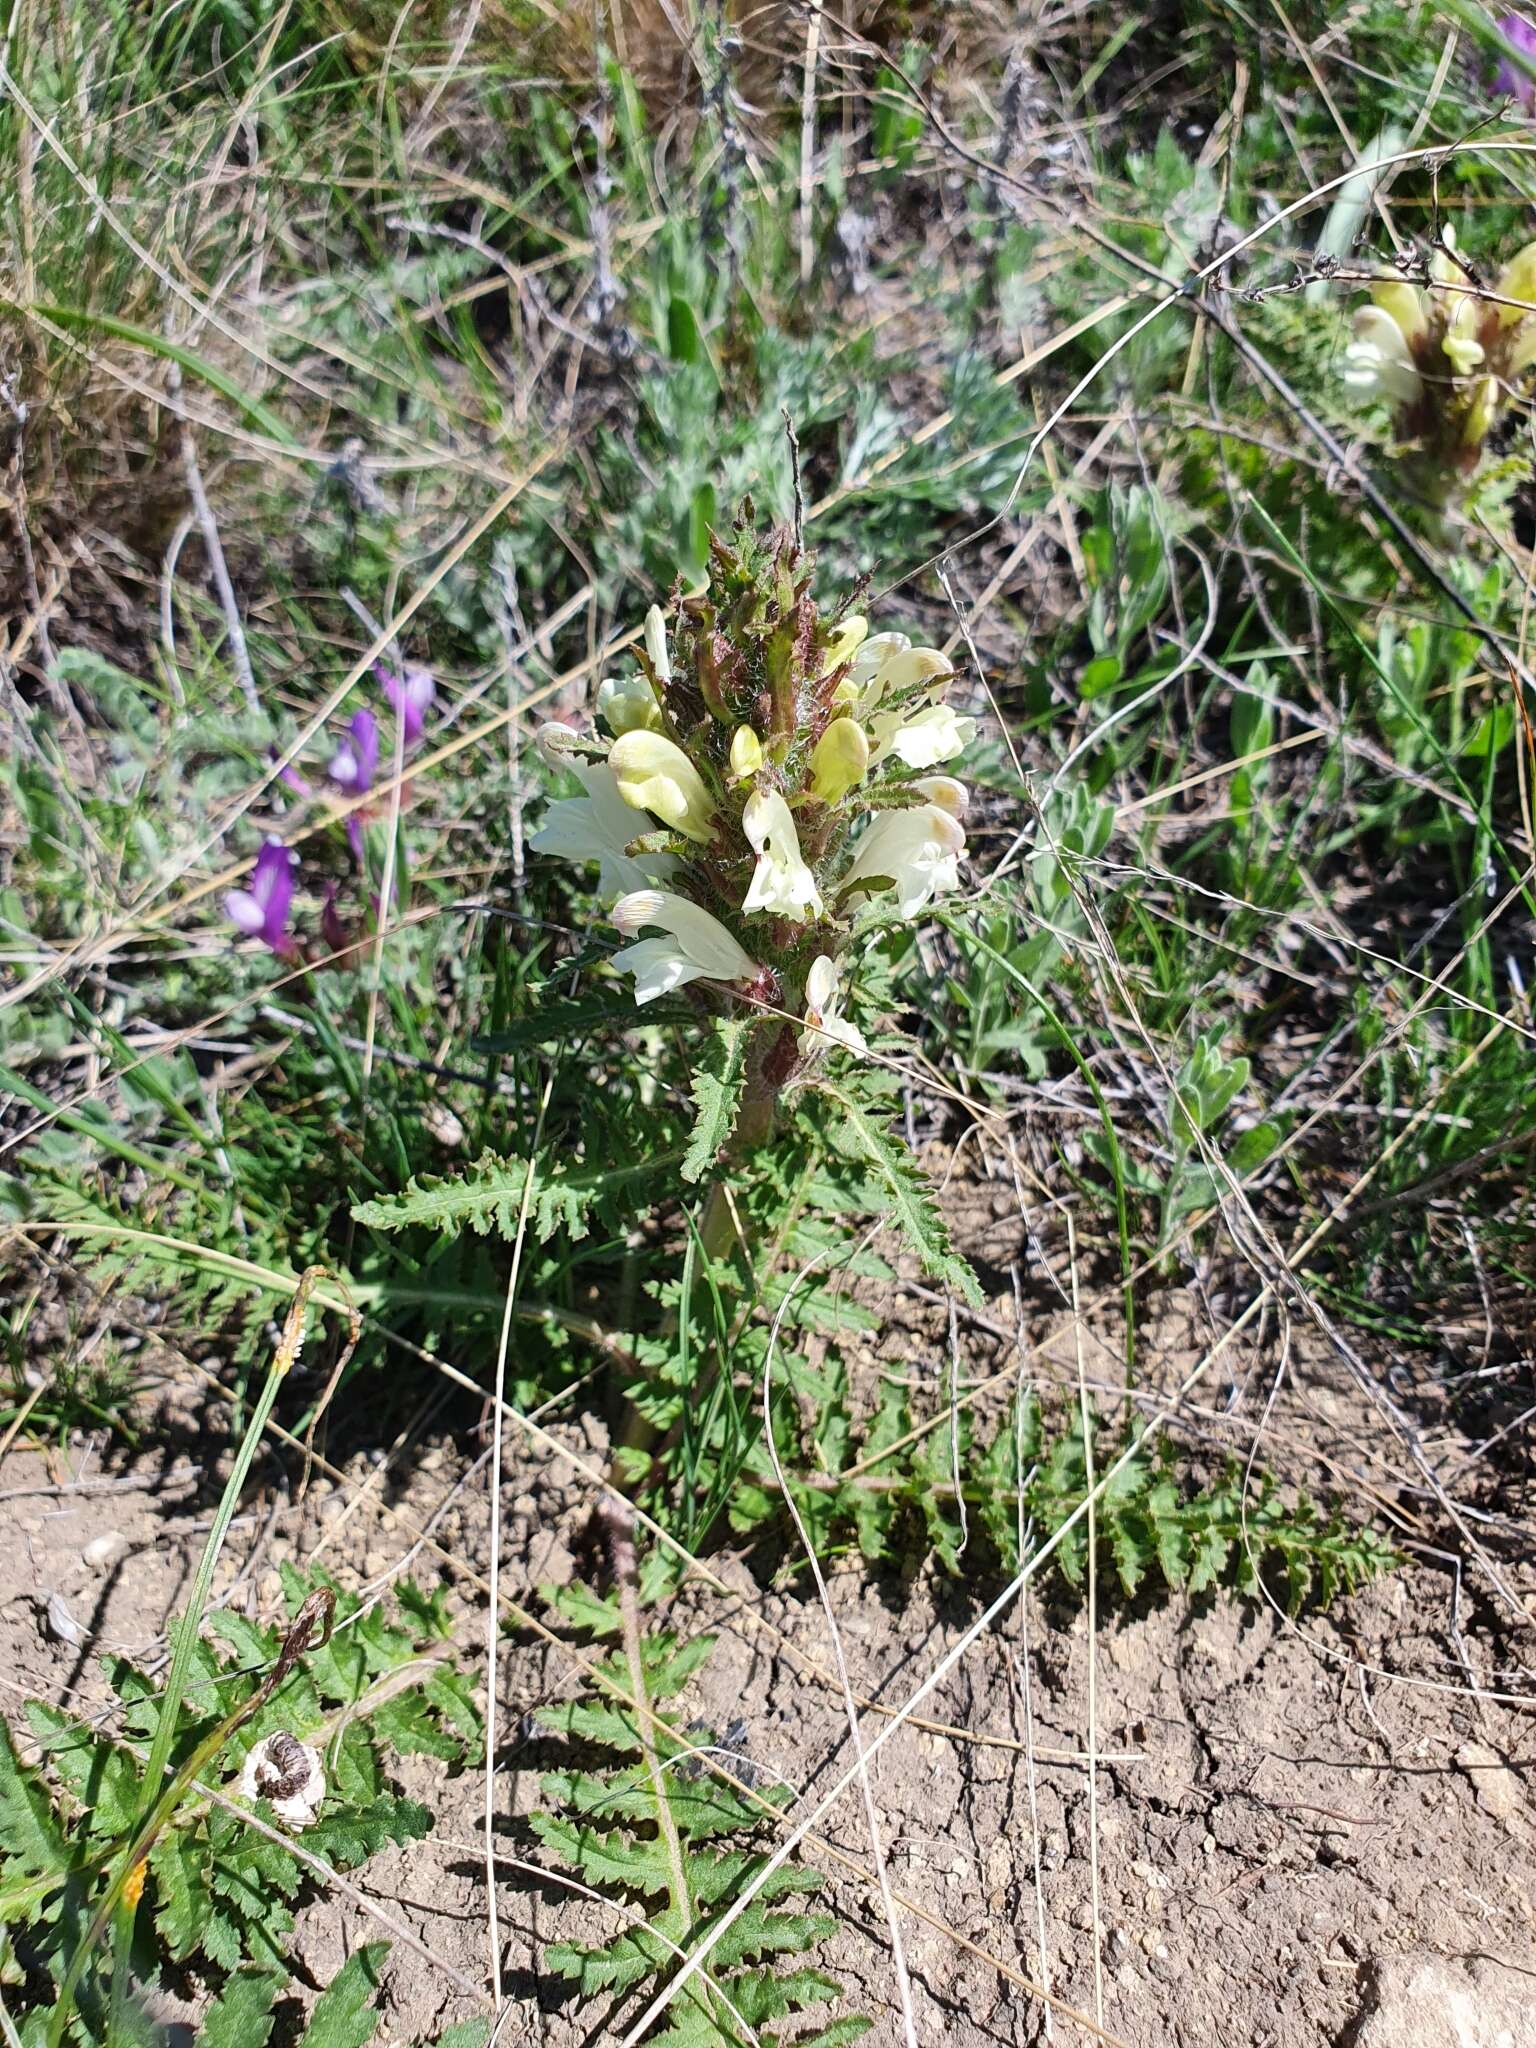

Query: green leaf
left=351, top=1145, right=678, bottom=1244
left=0, top=1716, right=70, bottom=1879
left=823, top=1092, right=983, bottom=1304
left=8, top=301, right=298, bottom=446
left=682, top=1018, right=751, bottom=1185
left=296, top=1942, right=389, bottom=2048
left=23, top=1703, right=140, bottom=1837
left=194, top=1967, right=284, bottom=2048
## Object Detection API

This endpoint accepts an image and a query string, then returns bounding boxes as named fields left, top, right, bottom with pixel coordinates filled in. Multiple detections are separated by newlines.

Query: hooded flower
left=799, top=953, right=866, bottom=1057
left=913, top=775, right=969, bottom=818
left=609, top=730, right=717, bottom=844
left=741, top=789, right=823, bottom=919
left=834, top=633, right=952, bottom=720
left=377, top=662, right=435, bottom=745
left=225, top=839, right=300, bottom=957
left=839, top=804, right=966, bottom=918
left=868, top=700, right=976, bottom=770
left=529, top=729, right=676, bottom=900
left=609, top=888, right=759, bottom=1005
left=1342, top=304, right=1422, bottom=409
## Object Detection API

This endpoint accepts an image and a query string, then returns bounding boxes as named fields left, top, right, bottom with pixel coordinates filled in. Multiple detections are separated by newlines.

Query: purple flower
left=268, top=745, right=313, bottom=798
left=1495, top=14, right=1536, bottom=109
left=225, top=839, right=299, bottom=957
left=377, top=662, right=435, bottom=745
left=327, top=708, right=379, bottom=795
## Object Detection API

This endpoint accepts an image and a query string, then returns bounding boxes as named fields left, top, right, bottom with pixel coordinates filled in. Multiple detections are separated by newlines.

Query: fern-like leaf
left=351, top=1146, right=676, bottom=1244
left=822, top=1092, right=983, bottom=1304
left=683, top=1017, right=751, bottom=1184
left=533, top=1616, right=867, bottom=2047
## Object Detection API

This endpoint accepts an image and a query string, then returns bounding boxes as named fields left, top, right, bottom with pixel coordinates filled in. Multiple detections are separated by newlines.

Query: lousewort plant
left=1343, top=228, right=1536, bottom=505
left=531, top=514, right=974, bottom=1205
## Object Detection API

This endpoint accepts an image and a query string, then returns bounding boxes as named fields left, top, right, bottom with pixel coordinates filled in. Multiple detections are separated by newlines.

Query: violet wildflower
left=225, top=839, right=299, bottom=957
left=1494, top=14, right=1536, bottom=110
left=378, top=662, right=435, bottom=745
left=327, top=708, right=379, bottom=795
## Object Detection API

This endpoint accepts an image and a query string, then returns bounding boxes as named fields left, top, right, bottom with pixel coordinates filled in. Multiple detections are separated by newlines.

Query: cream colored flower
left=836, top=634, right=953, bottom=719
left=839, top=804, right=966, bottom=917
left=609, top=730, right=716, bottom=844
left=610, top=889, right=758, bottom=1004
left=742, top=789, right=823, bottom=919
left=529, top=756, right=675, bottom=900
left=798, top=953, right=866, bottom=1058
left=913, top=775, right=969, bottom=817
left=1342, top=305, right=1422, bottom=409
left=868, top=701, right=976, bottom=770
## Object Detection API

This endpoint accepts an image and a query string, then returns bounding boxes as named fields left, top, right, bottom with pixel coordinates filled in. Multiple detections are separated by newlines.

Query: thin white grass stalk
left=797, top=5, right=821, bottom=286
left=947, top=1293, right=968, bottom=1561
left=167, top=361, right=258, bottom=713
left=616, top=1295, right=1272, bottom=2047
left=1070, top=1216, right=1105, bottom=2035
left=482, top=1074, right=553, bottom=2007
left=761, top=1226, right=921, bottom=2048
left=1010, top=1254, right=1055, bottom=2041
left=1011, top=1628, right=1054, bottom=2044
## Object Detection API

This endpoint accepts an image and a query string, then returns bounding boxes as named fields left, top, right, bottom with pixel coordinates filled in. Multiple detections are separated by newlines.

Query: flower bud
left=644, top=604, right=672, bottom=684
left=730, top=726, right=764, bottom=779
left=819, top=613, right=869, bottom=677
left=596, top=674, right=662, bottom=737
left=1463, top=373, right=1499, bottom=448
left=609, top=730, right=716, bottom=844
left=808, top=717, right=869, bottom=804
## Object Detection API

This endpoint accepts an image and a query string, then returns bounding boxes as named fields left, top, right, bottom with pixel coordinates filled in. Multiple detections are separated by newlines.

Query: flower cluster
left=225, top=658, right=436, bottom=962
left=1342, top=229, right=1536, bottom=501
left=530, top=517, right=975, bottom=1091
